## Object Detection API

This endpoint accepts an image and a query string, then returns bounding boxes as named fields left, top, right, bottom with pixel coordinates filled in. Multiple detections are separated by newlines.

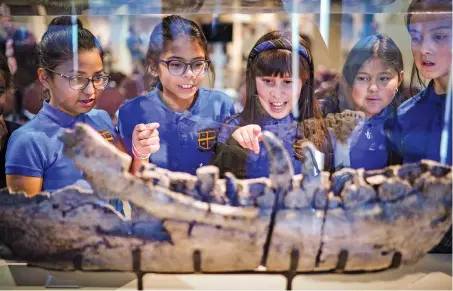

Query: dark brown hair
left=240, top=31, right=333, bottom=170
left=0, top=53, right=11, bottom=90
left=405, top=0, right=452, bottom=95
left=342, top=34, right=405, bottom=108
left=144, top=15, right=214, bottom=91
left=37, top=16, right=104, bottom=100
left=38, top=16, right=103, bottom=72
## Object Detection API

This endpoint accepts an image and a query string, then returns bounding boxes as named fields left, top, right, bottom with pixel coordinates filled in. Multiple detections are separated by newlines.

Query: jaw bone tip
left=262, top=131, right=276, bottom=142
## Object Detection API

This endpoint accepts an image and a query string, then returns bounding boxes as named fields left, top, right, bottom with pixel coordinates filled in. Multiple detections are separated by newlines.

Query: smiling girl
left=118, top=15, right=235, bottom=175
left=213, top=31, right=334, bottom=178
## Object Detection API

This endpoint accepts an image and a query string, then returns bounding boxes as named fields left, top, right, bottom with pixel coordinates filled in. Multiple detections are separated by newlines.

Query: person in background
left=0, top=53, right=20, bottom=188
left=233, top=74, right=247, bottom=113
left=314, top=65, right=341, bottom=116
left=9, top=27, right=39, bottom=123
left=127, top=26, right=145, bottom=72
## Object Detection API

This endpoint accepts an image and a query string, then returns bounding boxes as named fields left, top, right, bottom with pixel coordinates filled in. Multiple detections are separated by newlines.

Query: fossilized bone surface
left=0, top=123, right=450, bottom=274
left=325, top=110, right=365, bottom=143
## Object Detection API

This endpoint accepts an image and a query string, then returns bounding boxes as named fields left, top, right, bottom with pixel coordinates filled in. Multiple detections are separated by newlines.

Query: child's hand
left=132, top=122, right=160, bottom=158
left=232, top=124, right=263, bottom=154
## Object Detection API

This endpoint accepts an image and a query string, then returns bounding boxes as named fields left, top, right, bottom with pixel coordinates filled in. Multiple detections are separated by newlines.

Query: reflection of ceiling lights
left=341, top=0, right=397, bottom=11
left=232, top=14, right=253, bottom=22
left=0, top=3, right=11, bottom=17
left=371, top=0, right=396, bottom=5
left=344, top=0, right=396, bottom=5
left=89, top=0, right=104, bottom=5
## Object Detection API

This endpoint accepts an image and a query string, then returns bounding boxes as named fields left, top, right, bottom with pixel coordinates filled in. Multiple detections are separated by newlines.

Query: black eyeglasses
left=159, top=59, right=211, bottom=76
left=46, top=68, right=110, bottom=90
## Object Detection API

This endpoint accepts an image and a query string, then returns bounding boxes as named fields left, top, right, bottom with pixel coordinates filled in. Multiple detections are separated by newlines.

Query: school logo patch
left=197, top=128, right=217, bottom=151
left=98, top=130, right=115, bottom=145
left=293, top=137, right=306, bottom=162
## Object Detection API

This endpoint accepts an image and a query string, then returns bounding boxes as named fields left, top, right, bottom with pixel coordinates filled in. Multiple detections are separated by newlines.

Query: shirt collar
left=369, top=105, right=393, bottom=122
left=40, top=101, right=85, bottom=127
left=423, top=80, right=446, bottom=106
left=260, top=113, right=297, bottom=125
left=152, top=85, right=202, bottom=116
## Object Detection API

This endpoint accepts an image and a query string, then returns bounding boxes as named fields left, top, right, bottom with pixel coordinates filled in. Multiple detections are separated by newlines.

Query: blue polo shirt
left=387, top=82, right=452, bottom=165
left=118, top=87, right=235, bottom=174
left=217, top=114, right=335, bottom=178
left=5, top=101, right=119, bottom=192
left=349, top=106, right=393, bottom=170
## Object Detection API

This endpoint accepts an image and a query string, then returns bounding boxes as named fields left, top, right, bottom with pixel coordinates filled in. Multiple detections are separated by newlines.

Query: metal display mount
left=27, top=248, right=402, bottom=290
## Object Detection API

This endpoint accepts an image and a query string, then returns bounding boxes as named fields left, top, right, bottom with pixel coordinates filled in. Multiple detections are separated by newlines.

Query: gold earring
left=147, top=67, right=156, bottom=77
left=41, top=88, right=50, bottom=101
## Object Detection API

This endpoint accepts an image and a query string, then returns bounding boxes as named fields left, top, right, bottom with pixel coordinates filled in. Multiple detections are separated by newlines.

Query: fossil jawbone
left=0, top=122, right=450, bottom=274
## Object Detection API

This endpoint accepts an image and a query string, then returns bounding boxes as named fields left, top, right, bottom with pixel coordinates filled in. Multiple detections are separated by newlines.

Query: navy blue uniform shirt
left=216, top=114, right=336, bottom=178
left=6, top=101, right=119, bottom=192
left=118, top=87, right=235, bottom=174
left=350, top=106, right=394, bottom=170
left=388, top=82, right=452, bottom=165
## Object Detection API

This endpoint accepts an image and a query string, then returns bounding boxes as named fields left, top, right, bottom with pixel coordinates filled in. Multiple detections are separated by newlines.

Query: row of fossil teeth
left=134, top=159, right=452, bottom=211
left=59, top=124, right=451, bottom=234
left=5, top=122, right=442, bottom=273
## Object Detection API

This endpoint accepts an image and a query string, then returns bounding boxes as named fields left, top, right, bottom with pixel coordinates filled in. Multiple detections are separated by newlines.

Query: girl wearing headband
left=213, top=31, right=334, bottom=178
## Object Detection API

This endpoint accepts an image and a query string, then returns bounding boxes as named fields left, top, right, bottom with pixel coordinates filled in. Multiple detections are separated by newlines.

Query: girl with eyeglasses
left=5, top=16, right=158, bottom=196
left=118, top=15, right=235, bottom=174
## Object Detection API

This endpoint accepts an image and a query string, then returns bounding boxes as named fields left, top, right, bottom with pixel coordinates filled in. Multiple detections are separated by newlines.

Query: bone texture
left=0, top=123, right=450, bottom=274
left=325, top=109, right=366, bottom=143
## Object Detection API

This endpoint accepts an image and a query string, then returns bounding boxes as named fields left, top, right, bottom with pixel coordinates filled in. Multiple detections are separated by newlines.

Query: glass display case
left=0, top=0, right=451, bottom=290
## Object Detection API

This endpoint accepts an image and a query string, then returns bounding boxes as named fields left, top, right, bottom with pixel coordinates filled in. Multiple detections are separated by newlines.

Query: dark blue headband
left=248, top=38, right=311, bottom=64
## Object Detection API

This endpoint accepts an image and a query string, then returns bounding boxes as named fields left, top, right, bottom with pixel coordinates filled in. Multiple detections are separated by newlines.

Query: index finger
left=135, top=123, right=146, bottom=132
left=146, top=122, right=160, bottom=130
left=247, top=127, right=260, bottom=154
left=256, top=132, right=264, bottom=142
